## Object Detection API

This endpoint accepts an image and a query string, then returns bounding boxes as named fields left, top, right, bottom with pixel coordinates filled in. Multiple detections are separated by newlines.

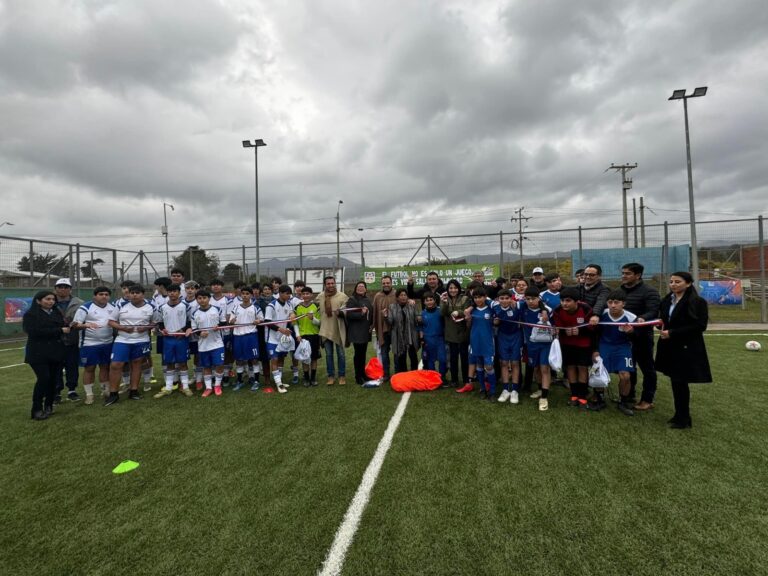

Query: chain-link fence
left=1, top=216, right=766, bottom=336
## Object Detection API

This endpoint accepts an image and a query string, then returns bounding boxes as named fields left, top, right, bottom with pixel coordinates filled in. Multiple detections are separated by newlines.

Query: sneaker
left=303, top=380, right=312, bottom=388
left=154, top=388, right=173, bottom=399
left=538, top=398, right=549, bottom=411
left=292, top=374, right=299, bottom=385
left=143, top=384, right=152, bottom=392
left=530, top=390, right=542, bottom=399
left=85, top=394, right=94, bottom=406
left=617, top=402, right=635, bottom=416
left=104, top=393, right=120, bottom=407
left=456, top=384, right=474, bottom=393
left=195, top=381, right=203, bottom=391
left=232, top=382, right=245, bottom=392
left=311, top=381, right=318, bottom=387
left=201, top=389, right=213, bottom=398
left=182, top=388, right=194, bottom=397
left=498, top=390, right=511, bottom=403
left=128, top=390, right=142, bottom=400
left=214, top=385, right=223, bottom=396
left=327, top=378, right=336, bottom=386
left=567, top=396, right=580, bottom=407
left=510, top=390, right=519, bottom=404
left=67, top=391, right=81, bottom=402
left=277, top=384, right=288, bottom=394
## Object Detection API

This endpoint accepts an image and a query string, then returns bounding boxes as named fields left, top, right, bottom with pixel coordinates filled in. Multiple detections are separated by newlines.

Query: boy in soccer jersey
left=254, top=283, right=273, bottom=388
left=229, top=286, right=264, bottom=391
left=520, top=287, right=554, bottom=411
left=72, top=286, right=115, bottom=405
left=596, top=290, right=637, bottom=416
left=551, top=287, right=594, bottom=408
left=419, top=292, right=447, bottom=382
left=492, top=289, right=523, bottom=404
left=105, top=285, right=155, bottom=406
left=295, top=286, right=321, bottom=386
left=192, top=289, right=227, bottom=397
left=265, top=285, right=300, bottom=394
left=184, top=281, right=203, bottom=388
left=464, top=287, right=497, bottom=401
left=210, top=278, right=234, bottom=385
left=540, top=273, right=562, bottom=310
left=153, top=283, right=194, bottom=398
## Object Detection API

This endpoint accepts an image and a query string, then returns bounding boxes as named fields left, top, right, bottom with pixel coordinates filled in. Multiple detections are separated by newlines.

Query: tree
left=171, top=246, right=220, bottom=285
left=80, top=258, right=105, bottom=279
left=221, top=263, right=243, bottom=285
left=17, top=252, right=70, bottom=276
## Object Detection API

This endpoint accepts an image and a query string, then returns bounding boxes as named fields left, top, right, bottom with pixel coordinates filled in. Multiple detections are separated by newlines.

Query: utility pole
left=632, top=197, right=638, bottom=248
left=608, top=163, right=637, bottom=248
left=639, top=196, right=646, bottom=247
left=510, top=207, right=530, bottom=275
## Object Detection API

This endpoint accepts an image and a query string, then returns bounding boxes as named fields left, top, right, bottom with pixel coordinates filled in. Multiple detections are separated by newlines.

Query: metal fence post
left=577, top=226, right=583, bottom=270
left=499, top=231, right=503, bottom=274
left=112, top=250, right=118, bottom=288
left=29, top=240, right=34, bottom=286
left=662, top=221, right=669, bottom=293
left=68, top=244, right=73, bottom=285
left=360, top=238, right=365, bottom=270
left=759, top=215, right=766, bottom=323
left=427, top=235, right=432, bottom=263
left=139, top=250, right=145, bottom=286
left=299, top=242, right=304, bottom=281
left=189, top=248, right=194, bottom=282
left=75, top=243, right=81, bottom=290
left=241, top=245, right=246, bottom=281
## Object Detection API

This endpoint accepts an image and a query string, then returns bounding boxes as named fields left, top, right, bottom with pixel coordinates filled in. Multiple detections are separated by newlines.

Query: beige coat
left=316, top=290, right=349, bottom=347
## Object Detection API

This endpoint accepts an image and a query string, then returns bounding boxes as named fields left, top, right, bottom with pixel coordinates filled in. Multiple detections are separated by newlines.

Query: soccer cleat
left=104, top=393, right=120, bottom=407
left=292, top=374, right=299, bottom=385
left=195, top=381, right=203, bottom=391
left=277, top=384, right=288, bottom=394
left=529, top=390, right=542, bottom=399
left=154, top=388, right=173, bottom=399
left=128, top=390, right=142, bottom=400
left=250, top=381, right=260, bottom=392
left=510, top=390, right=519, bottom=404
left=538, top=398, right=549, bottom=411
left=311, top=381, right=318, bottom=387
left=67, top=391, right=81, bottom=402
left=143, top=384, right=152, bottom=392
left=456, top=384, right=474, bottom=393
left=150, top=376, right=158, bottom=385
left=182, top=388, right=194, bottom=397
left=617, top=402, right=635, bottom=416
left=498, top=390, right=511, bottom=403
left=172, top=382, right=179, bottom=391
left=587, top=400, right=607, bottom=412
left=201, top=389, right=213, bottom=398
left=568, top=396, right=580, bottom=407
left=232, top=382, right=245, bottom=392
left=85, top=394, right=94, bottom=406
left=214, top=385, right=223, bottom=396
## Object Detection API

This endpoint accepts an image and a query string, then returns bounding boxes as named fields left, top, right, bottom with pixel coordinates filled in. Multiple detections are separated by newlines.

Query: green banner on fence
left=361, top=264, right=499, bottom=290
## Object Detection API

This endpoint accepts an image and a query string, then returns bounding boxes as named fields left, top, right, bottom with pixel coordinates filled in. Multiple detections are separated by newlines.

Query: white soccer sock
left=204, top=375, right=213, bottom=390
left=142, top=368, right=152, bottom=383
left=121, top=373, right=130, bottom=386
left=164, top=371, right=174, bottom=390
left=195, top=368, right=203, bottom=383
left=84, top=383, right=94, bottom=396
left=180, top=373, right=190, bottom=389
left=236, top=366, right=244, bottom=375
left=214, top=372, right=223, bottom=386
left=272, top=369, right=282, bottom=385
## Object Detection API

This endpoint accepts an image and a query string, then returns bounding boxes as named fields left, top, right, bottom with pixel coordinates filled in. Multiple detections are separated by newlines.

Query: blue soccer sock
left=476, top=368, right=485, bottom=391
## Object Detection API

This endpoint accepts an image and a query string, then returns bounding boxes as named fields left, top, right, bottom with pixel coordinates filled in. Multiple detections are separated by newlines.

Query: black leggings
left=353, top=342, right=368, bottom=383
left=30, top=361, right=62, bottom=415
left=448, top=342, right=469, bottom=384
left=670, top=379, right=691, bottom=423
left=394, top=345, right=418, bottom=374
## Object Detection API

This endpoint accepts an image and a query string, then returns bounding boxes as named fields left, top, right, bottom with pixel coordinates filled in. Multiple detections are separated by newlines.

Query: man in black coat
left=620, top=263, right=661, bottom=410
left=580, top=264, right=611, bottom=317
left=406, top=271, right=446, bottom=302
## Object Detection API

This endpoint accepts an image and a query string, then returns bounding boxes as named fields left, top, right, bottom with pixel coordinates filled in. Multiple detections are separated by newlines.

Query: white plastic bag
left=362, top=378, right=382, bottom=388
left=588, top=356, right=610, bottom=388
left=277, top=333, right=296, bottom=353
left=548, top=339, right=562, bottom=372
left=294, top=339, right=311, bottom=362
left=530, top=323, right=554, bottom=343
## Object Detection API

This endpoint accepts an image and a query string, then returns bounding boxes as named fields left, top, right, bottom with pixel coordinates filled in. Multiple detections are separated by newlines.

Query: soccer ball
left=745, top=340, right=762, bottom=352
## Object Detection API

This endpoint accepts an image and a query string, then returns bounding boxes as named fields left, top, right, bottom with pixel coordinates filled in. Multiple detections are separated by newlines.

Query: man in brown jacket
left=316, top=276, right=349, bottom=385
left=372, top=275, right=396, bottom=380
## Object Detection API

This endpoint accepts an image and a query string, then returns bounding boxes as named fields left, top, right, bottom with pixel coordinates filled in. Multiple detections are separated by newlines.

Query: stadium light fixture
left=242, top=139, right=267, bottom=281
left=669, top=87, right=708, bottom=287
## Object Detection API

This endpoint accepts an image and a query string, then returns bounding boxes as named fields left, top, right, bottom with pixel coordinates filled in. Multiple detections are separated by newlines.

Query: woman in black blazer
left=655, top=272, right=712, bottom=429
left=23, top=290, right=70, bottom=420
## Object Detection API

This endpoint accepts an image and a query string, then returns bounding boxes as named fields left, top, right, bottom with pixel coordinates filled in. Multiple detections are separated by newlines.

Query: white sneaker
left=85, top=394, right=94, bottom=405
left=510, top=391, right=519, bottom=404
left=497, top=390, right=511, bottom=403
left=530, top=390, right=542, bottom=399
left=538, top=398, right=549, bottom=411
left=277, top=384, right=288, bottom=394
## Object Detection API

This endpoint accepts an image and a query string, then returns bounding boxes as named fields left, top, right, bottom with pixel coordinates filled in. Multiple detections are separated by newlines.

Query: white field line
left=318, top=391, right=412, bottom=576
left=0, top=347, right=25, bottom=352
left=704, top=333, right=768, bottom=337
left=0, top=363, right=25, bottom=370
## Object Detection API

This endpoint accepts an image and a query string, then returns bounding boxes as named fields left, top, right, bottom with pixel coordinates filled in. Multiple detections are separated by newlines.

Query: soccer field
left=1, top=335, right=766, bottom=576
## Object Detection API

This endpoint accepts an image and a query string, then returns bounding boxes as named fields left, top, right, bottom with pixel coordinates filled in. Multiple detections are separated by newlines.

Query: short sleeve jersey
left=230, top=303, right=263, bottom=336
left=265, top=298, right=296, bottom=344
left=110, top=301, right=155, bottom=344
left=469, top=305, right=495, bottom=357
left=155, top=301, right=190, bottom=334
left=599, top=309, right=638, bottom=347
left=192, top=305, right=226, bottom=352
left=74, top=301, right=116, bottom=346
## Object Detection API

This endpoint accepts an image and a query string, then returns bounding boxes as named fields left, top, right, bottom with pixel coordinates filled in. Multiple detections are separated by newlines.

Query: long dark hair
left=670, top=271, right=702, bottom=319
left=31, top=290, right=56, bottom=310
left=446, top=279, right=463, bottom=298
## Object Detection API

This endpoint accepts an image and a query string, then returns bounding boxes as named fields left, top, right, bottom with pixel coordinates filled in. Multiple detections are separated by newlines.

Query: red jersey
left=552, top=302, right=594, bottom=348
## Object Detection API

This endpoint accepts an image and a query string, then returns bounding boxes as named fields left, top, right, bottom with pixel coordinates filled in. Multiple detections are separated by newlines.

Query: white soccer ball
left=745, top=340, right=762, bottom=352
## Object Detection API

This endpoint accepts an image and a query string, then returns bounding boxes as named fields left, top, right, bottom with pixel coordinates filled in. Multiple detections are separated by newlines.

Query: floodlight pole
left=336, top=200, right=343, bottom=272
left=162, top=202, right=174, bottom=274
left=243, top=139, right=267, bottom=281
left=670, top=87, right=707, bottom=287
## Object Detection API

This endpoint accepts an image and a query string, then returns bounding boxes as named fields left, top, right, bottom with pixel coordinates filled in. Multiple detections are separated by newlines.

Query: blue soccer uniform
left=598, top=309, right=637, bottom=374
left=420, top=306, right=446, bottom=377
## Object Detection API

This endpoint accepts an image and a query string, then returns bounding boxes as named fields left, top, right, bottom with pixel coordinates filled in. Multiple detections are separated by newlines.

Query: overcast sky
left=1, top=0, right=767, bottom=270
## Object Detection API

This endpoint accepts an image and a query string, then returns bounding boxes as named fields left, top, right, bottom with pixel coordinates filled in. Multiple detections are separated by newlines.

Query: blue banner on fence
left=571, top=245, right=690, bottom=279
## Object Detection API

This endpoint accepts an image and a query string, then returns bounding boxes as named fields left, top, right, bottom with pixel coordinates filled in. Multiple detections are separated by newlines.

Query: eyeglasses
left=583, top=272, right=598, bottom=277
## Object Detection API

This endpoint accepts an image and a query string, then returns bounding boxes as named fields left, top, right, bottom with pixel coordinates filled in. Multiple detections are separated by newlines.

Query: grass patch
left=2, top=334, right=767, bottom=575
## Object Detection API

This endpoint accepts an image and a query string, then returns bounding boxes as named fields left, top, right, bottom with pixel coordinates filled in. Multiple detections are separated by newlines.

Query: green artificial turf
left=1, top=334, right=766, bottom=575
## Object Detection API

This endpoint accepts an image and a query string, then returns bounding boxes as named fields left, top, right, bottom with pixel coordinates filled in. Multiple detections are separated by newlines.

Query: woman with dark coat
left=655, top=271, right=712, bottom=429
left=440, top=279, right=470, bottom=387
left=340, top=281, right=374, bottom=384
left=23, top=290, right=70, bottom=420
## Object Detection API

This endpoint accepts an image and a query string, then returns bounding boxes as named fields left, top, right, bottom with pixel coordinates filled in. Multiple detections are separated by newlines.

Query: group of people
left=23, top=262, right=711, bottom=428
